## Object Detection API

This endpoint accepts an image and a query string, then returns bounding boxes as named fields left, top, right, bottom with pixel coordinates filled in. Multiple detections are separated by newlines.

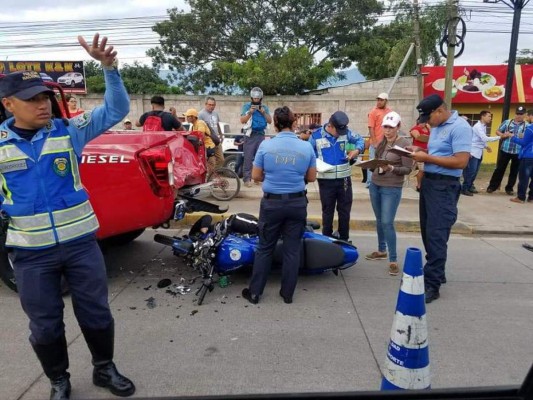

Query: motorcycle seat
left=303, top=238, right=345, bottom=270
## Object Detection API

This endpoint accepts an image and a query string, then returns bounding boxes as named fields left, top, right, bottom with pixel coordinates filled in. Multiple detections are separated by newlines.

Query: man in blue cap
left=410, top=94, right=471, bottom=304
left=0, top=34, right=135, bottom=399
left=308, top=111, right=364, bottom=242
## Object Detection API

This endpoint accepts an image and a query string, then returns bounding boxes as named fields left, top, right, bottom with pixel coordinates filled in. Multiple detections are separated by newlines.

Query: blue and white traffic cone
left=381, top=247, right=430, bottom=390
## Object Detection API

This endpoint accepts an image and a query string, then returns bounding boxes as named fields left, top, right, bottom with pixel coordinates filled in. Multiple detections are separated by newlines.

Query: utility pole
left=444, top=0, right=460, bottom=108
left=483, top=0, right=529, bottom=121
left=413, top=0, right=424, bottom=102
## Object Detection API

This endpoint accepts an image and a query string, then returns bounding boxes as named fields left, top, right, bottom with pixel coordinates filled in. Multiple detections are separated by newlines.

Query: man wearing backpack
left=136, top=95, right=183, bottom=131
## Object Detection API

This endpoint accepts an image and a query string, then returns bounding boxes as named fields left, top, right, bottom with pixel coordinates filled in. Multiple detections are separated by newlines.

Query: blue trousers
left=10, top=234, right=113, bottom=345
left=317, top=177, right=353, bottom=240
left=462, top=155, right=482, bottom=192
left=249, top=196, right=307, bottom=298
left=243, top=132, right=264, bottom=182
left=517, top=158, right=533, bottom=201
left=368, top=183, right=402, bottom=262
left=419, top=176, right=461, bottom=292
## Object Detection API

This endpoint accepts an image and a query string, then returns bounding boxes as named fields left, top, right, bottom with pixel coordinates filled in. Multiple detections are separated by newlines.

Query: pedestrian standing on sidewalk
left=509, top=124, right=533, bottom=204
left=0, top=33, right=135, bottom=399
left=242, top=106, right=316, bottom=305
left=365, top=112, right=413, bottom=276
left=308, top=111, right=365, bottom=242
left=410, top=94, right=471, bottom=304
left=486, top=106, right=527, bottom=195
left=461, top=110, right=499, bottom=196
left=239, top=87, right=272, bottom=187
left=367, top=93, right=392, bottom=188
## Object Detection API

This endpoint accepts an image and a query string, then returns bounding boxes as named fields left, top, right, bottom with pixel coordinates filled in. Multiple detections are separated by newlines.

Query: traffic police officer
left=308, top=111, right=365, bottom=242
left=0, top=34, right=135, bottom=399
left=242, top=106, right=316, bottom=304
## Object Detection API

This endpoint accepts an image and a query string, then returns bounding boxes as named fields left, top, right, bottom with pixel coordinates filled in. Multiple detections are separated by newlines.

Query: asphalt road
left=1, top=230, right=532, bottom=399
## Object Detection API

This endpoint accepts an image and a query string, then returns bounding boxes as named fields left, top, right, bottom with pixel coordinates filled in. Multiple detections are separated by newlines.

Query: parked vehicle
left=154, top=213, right=359, bottom=305
left=0, top=78, right=225, bottom=292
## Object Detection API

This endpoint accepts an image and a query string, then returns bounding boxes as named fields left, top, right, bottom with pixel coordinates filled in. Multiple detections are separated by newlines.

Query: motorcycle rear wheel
left=207, top=167, right=240, bottom=201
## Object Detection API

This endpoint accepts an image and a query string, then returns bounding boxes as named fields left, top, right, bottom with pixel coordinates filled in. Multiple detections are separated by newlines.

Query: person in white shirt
left=462, top=111, right=500, bottom=196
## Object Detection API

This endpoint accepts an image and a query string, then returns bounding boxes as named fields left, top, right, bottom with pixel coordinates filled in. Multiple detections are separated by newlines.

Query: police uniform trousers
left=419, top=173, right=461, bottom=292
left=11, top=233, right=113, bottom=345
left=249, top=195, right=307, bottom=298
left=317, top=177, right=353, bottom=241
left=242, top=132, right=265, bottom=182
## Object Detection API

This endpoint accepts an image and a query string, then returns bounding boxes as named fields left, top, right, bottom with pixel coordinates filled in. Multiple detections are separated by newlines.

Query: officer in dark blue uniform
left=308, top=112, right=365, bottom=242
left=242, top=106, right=316, bottom=304
left=0, top=34, right=135, bottom=400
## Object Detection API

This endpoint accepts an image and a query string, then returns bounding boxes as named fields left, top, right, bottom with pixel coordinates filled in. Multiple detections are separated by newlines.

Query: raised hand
left=78, top=33, right=117, bottom=67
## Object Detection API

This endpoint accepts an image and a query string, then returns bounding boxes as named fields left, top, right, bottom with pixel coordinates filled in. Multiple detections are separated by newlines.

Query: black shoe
left=242, top=288, right=259, bottom=304
left=50, top=374, right=71, bottom=400
left=441, top=276, right=447, bottom=284
left=506, top=190, right=514, bottom=196
left=469, top=188, right=478, bottom=194
left=461, top=190, right=473, bottom=197
left=93, top=362, right=135, bottom=397
left=279, top=290, right=292, bottom=304
left=425, top=290, right=440, bottom=304
left=486, top=187, right=495, bottom=193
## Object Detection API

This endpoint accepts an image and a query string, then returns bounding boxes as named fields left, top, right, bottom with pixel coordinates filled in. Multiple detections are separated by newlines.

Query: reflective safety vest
left=0, top=120, right=99, bottom=249
left=311, top=129, right=352, bottom=179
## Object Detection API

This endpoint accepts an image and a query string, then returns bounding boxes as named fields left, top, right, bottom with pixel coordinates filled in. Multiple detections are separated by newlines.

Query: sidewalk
left=177, top=177, right=533, bottom=236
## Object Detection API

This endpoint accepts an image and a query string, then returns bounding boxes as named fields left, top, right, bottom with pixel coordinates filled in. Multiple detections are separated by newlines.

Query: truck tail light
left=138, top=146, right=174, bottom=197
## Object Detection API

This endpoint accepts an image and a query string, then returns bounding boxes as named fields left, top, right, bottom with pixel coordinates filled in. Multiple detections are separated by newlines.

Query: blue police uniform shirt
left=253, top=131, right=316, bottom=194
left=424, top=110, right=472, bottom=177
left=307, top=125, right=365, bottom=164
left=241, top=102, right=270, bottom=132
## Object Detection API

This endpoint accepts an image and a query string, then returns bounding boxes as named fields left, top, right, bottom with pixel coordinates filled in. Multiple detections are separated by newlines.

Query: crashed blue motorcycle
left=154, top=202, right=359, bottom=305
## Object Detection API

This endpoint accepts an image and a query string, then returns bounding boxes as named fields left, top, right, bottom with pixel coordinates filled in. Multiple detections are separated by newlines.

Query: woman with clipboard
left=365, top=112, right=414, bottom=276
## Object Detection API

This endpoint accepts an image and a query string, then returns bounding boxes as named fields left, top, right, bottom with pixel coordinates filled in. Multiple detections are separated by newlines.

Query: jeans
left=462, top=155, right=482, bottom=192
left=419, top=176, right=461, bottom=292
left=488, top=150, right=520, bottom=192
left=517, top=158, right=533, bottom=201
left=368, top=183, right=402, bottom=262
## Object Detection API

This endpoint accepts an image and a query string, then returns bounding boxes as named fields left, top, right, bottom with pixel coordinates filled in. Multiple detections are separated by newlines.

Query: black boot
left=31, top=336, right=71, bottom=400
left=81, top=322, right=135, bottom=397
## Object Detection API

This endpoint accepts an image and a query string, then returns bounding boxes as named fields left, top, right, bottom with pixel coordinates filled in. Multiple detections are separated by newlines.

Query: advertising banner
left=0, top=61, right=86, bottom=94
left=422, top=65, right=533, bottom=104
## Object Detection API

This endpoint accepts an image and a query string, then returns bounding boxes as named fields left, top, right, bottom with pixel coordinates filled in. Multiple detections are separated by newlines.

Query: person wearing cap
left=135, top=95, right=183, bottom=131
left=123, top=118, right=134, bottom=130
left=410, top=94, right=472, bottom=304
left=461, top=110, right=499, bottom=196
left=486, top=106, right=528, bottom=195
left=308, top=111, right=365, bottom=242
left=366, top=93, right=392, bottom=188
left=184, top=108, right=217, bottom=172
left=242, top=106, right=316, bottom=305
left=365, top=112, right=413, bottom=276
left=239, top=87, right=272, bottom=187
left=0, top=34, right=135, bottom=399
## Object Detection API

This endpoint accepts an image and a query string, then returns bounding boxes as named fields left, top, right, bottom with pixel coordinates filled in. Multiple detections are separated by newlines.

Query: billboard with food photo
left=422, top=65, right=533, bottom=104
left=0, top=61, right=86, bottom=94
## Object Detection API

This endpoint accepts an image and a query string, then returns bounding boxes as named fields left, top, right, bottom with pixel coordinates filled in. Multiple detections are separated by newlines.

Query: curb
left=170, top=213, right=479, bottom=235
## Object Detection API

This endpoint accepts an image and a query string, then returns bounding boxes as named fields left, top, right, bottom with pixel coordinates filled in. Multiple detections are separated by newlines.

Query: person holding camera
left=239, top=87, right=272, bottom=187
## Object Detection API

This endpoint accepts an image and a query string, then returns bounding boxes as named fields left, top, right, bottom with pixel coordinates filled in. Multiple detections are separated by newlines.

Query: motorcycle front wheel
left=207, top=167, right=241, bottom=201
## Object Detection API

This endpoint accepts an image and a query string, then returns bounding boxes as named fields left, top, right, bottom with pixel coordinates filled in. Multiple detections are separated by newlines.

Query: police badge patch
left=0, top=131, right=8, bottom=139
left=72, top=111, right=92, bottom=129
left=53, top=157, right=70, bottom=177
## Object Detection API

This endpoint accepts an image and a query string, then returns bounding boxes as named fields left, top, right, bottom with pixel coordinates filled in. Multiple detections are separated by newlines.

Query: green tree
left=147, top=0, right=383, bottom=94
left=510, top=49, right=533, bottom=65
left=348, top=1, right=448, bottom=80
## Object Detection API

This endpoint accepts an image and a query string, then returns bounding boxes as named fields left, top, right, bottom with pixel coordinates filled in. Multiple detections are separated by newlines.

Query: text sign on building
left=422, top=65, right=533, bottom=104
left=0, top=61, right=86, bottom=94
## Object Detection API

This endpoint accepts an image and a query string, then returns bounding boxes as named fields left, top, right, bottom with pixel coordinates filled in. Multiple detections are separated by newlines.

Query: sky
left=1, top=0, right=533, bottom=72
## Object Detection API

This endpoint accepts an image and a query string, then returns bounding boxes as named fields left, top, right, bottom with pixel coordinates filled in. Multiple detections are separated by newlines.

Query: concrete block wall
left=78, top=76, right=420, bottom=134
